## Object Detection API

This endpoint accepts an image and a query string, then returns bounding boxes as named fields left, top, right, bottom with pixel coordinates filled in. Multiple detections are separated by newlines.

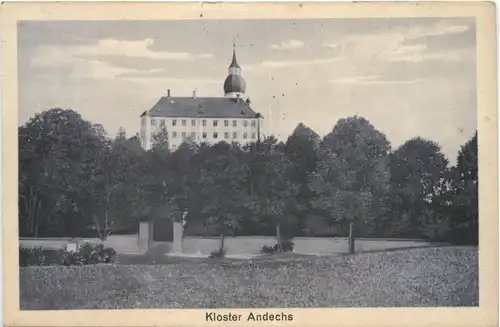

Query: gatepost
left=172, top=210, right=187, bottom=254
left=138, top=221, right=151, bottom=253
left=173, top=221, right=183, bottom=253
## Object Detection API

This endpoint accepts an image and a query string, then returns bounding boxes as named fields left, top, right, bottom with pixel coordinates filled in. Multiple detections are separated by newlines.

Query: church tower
left=223, top=44, right=247, bottom=99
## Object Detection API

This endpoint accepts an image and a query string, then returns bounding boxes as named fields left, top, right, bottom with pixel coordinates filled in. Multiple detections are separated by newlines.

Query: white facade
left=140, top=115, right=263, bottom=151
left=140, top=47, right=261, bottom=151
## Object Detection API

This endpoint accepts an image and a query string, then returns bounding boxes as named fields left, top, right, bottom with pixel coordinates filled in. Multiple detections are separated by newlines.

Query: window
left=151, top=119, right=157, bottom=127
left=182, top=132, right=186, bottom=139
left=202, top=132, right=207, bottom=139
left=224, top=120, right=229, bottom=127
left=243, top=132, right=248, bottom=139
left=232, top=132, right=237, bottom=139
left=182, top=120, right=187, bottom=126
left=191, top=132, right=196, bottom=138
left=172, top=119, right=177, bottom=126
left=213, top=132, right=218, bottom=139
left=191, top=119, right=196, bottom=127
left=251, top=120, right=256, bottom=127
left=251, top=132, right=256, bottom=139
left=243, top=120, right=248, bottom=127
left=213, top=120, right=218, bottom=127
left=202, top=120, right=207, bottom=127
left=232, top=120, right=237, bottom=127
left=224, top=132, right=229, bottom=139
left=172, top=132, right=177, bottom=138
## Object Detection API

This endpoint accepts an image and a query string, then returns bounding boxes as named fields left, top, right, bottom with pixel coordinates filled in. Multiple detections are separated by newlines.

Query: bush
left=261, top=245, right=275, bottom=255
left=19, top=247, right=47, bottom=266
left=261, top=239, right=295, bottom=255
left=57, top=249, right=84, bottom=266
left=77, top=242, right=116, bottom=264
left=209, top=248, right=226, bottom=259
left=281, top=239, right=294, bottom=252
left=21, top=243, right=116, bottom=266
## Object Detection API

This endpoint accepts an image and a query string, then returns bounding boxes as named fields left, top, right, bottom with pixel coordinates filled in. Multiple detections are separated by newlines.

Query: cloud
left=335, top=20, right=474, bottom=64
left=385, top=47, right=474, bottom=63
left=121, top=76, right=220, bottom=85
left=245, top=56, right=340, bottom=71
left=30, top=38, right=214, bottom=68
left=405, top=21, right=471, bottom=40
left=29, top=38, right=215, bottom=81
left=114, top=68, right=219, bottom=85
left=196, top=53, right=214, bottom=59
left=270, top=39, right=304, bottom=50
left=329, top=75, right=425, bottom=85
left=321, top=41, right=341, bottom=50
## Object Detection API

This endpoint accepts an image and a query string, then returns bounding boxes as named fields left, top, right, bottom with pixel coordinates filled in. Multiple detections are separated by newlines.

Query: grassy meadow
left=20, top=246, right=478, bottom=310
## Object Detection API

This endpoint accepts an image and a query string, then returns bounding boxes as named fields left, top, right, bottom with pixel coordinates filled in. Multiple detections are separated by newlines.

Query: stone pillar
left=138, top=221, right=151, bottom=253
left=173, top=220, right=183, bottom=253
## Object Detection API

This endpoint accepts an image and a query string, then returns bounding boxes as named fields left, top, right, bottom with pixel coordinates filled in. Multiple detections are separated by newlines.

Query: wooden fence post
left=348, top=222, right=355, bottom=254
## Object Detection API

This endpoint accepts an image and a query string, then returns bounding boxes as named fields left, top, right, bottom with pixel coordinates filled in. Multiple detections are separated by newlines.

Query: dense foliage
left=19, top=243, right=116, bottom=266
left=19, top=109, right=479, bottom=246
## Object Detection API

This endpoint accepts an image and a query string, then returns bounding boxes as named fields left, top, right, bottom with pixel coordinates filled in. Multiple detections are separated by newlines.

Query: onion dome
left=224, top=74, right=246, bottom=94
left=224, top=47, right=246, bottom=97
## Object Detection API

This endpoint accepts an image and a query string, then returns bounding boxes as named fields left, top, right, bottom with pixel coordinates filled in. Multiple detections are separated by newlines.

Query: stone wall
left=171, top=236, right=435, bottom=255
left=20, top=218, right=437, bottom=256
left=19, top=234, right=140, bottom=254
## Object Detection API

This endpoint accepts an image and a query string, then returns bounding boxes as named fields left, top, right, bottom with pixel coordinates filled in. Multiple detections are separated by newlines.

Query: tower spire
left=224, top=38, right=246, bottom=99
left=230, top=40, right=240, bottom=69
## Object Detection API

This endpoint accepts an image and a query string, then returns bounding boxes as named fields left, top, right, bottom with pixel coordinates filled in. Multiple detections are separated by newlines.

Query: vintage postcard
left=1, top=1, right=498, bottom=327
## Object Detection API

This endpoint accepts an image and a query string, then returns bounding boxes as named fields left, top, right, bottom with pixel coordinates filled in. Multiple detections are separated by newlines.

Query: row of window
left=151, top=118, right=257, bottom=128
left=154, top=131, right=257, bottom=140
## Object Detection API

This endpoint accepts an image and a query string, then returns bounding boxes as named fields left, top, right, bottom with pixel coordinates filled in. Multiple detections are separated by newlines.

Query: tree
left=141, top=126, right=197, bottom=240
left=284, top=123, right=319, bottom=235
left=18, top=109, right=110, bottom=237
left=89, top=136, right=150, bottom=239
left=310, top=116, right=391, bottom=242
left=247, top=137, right=298, bottom=251
left=152, top=126, right=170, bottom=155
left=448, top=131, right=478, bottom=244
left=387, top=137, right=449, bottom=238
left=164, top=141, right=201, bottom=220
left=198, top=142, right=250, bottom=252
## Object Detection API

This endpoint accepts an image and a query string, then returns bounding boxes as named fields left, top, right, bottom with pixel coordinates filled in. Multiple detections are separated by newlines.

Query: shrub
left=209, top=248, right=226, bottom=259
left=261, top=239, right=295, bottom=255
left=57, top=243, right=116, bottom=266
left=19, top=247, right=47, bottom=266
left=78, top=243, right=116, bottom=264
left=57, top=249, right=84, bottom=266
left=281, top=239, right=295, bottom=252
left=261, top=245, right=275, bottom=255
left=417, top=210, right=452, bottom=242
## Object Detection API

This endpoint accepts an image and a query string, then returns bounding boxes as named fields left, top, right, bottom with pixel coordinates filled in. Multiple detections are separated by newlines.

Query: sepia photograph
left=1, top=2, right=498, bottom=327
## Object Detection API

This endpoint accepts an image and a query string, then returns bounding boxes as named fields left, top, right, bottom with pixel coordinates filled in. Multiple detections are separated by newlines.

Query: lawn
left=20, top=246, right=478, bottom=310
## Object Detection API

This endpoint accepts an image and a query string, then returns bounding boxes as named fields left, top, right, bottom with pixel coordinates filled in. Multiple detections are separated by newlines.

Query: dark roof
left=229, top=49, right=240, bottom=69
left=145, top=96, right=260, bottom=119
left=224, top=74, right=246, bottom=94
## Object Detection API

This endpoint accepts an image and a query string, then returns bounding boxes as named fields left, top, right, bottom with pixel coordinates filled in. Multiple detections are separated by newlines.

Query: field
left=20, top=246, right=478, bottom=310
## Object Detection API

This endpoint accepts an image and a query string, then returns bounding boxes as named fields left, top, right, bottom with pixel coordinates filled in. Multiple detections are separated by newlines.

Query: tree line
left=19, top=108, right=478, bottom=247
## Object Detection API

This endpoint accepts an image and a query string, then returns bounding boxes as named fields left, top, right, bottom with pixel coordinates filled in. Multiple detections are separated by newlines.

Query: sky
left=18, top=18, right=476, bottom=163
